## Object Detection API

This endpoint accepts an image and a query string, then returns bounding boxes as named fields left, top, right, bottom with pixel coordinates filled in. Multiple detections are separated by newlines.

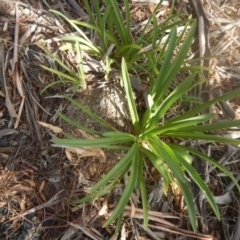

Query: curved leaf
left=143, top=113, right=215, bottom=136
left=91, top=143, right=138, bottom=192
left=174, top=119, right=240, bottom=132
left=164, top=132, right=240, bottom=145
left=168, top=143, right=240, bottom=192
left=148, top=137, right=185, bottom=182
left=121, top=58, right=140, bottom=133
left=103, top=149, right=139, bottom=227
left=174, top=149, right=220, bottom=220
left=166, top=87, right=240, bottom=124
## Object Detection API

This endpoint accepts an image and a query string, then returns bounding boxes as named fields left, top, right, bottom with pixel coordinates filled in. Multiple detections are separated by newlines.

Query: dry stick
left=218, top=88, right=235, bottom=120
left=209, top=145, right=238, bottom=173
left=66, top=0, right=90, bottom=21
left=224, top=174, right=240, bottom=194
left=190, top=0, right=211, bottom=234
left=10, top=190, right=64, bottom=221
left=190, top=0, right=211, bottom=98
left=67, top=222, right=103, bottom=240
left=0, top=41, right=18, bottom=120
left=22, top=80, right=43, bottom=145
left=12, top=2, right=19, bottom=75
left=20, top=61, right=51, bottom=116
left=6, top=2, right=26, bottom=129
left=233, top=198, right=240, bottom=240
left=19, top=59, right=43, bottom=144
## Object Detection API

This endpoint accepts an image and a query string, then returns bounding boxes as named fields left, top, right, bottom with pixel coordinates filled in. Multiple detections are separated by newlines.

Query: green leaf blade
left=174, top=149, right=220, bottom=220
left=103, top=147, right=139, bottom=227
left=91, top=143, right=138, bottom=192
left=121, top=58, right=140, bottom=133
left=147, top=137, right=186, bottom=182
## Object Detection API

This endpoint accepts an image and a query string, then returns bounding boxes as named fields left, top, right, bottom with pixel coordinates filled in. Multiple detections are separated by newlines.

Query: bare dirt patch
left=65, top=82, right=130, bottom=132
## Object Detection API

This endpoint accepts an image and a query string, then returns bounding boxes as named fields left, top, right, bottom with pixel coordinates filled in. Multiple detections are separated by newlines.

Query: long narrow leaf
left=169, top=144, right=240, bottom=192
left=115, top=44, right=141, bottom=57
left=50, top=9, right=91, bottom=43
left=152, top=27, right=177, bottom=98
left=115, top=211, right=124, bottom=236
left=103, top=131, right=135, bottom=140
left=138, top=151, right=148, bottom=229
left=147, top=137, right=186, bottom=182
left=40, top=45, right=76, bottom=76
left=91, top=143, right=138, bottom=192
left=166, top=87, right=240, bottom=124
left=154, top=72, right=197, bottom=120
left=57, top=110, right=102, bottom=135
left=65, top=96, right=116, bottom=131
left=140, top=177, right=148, bottom=230
left=176, top=178, right=197, bottom=231
left=173, top=119, right=240, bottom=132
left=73, top=176, right=121, bottom=204
left=103, top=150, right=139, bottom=227
left=52, top=137, right=133, bottom=148
left=173, top=149, right=220, bottom=220
left=143, top=113, right=215, bottom=137
left=71, top=20, right=117, bottom=44
left=61, top=35, right=101, bottom=55
left=40, top=80, right=69, bottom=94
left=75, top=41, right=86, bottom=88
left=153, top=20, right=196, bottom=105
left=146, top=72, right=198, bottom=128
left=121, top=58, right=140, bottom=133
left=163, top=132, right=240, bottom=145
left=141, top=147, right=173, bottom=191
left=40, top=65, right=78, bottom=82
left=100, top=6, right=111, bottom=50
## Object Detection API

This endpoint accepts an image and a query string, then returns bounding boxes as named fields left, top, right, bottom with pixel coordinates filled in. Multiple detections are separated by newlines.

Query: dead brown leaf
left=38, top=121, right=63, bottom=134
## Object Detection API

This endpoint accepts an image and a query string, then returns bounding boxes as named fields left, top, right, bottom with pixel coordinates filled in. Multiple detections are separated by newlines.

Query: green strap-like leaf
left=140, top=174, right=148, bottom=230
left=168, top=143, right=240, bottom=192
left=73, top=174, right=123, bottom=204
left=152, top=27, right=177, bottom=99
left=40, top=65, right=78, bottom=83
left=103, top=148, right=139, bottom=227
left=163, top=132, right=240, bottom=145
left=40, top=80, right=70, bottom=94
left=121, top=58, right=140, bottom=133
left=143, top=113, right=215, bottom=136
left=177, top=178, right=197, bottom=231
left=75, top=41, right=86, bottom=88
left=103, top=0, right=131, bottom=45
left=61, top=35, right=101, bottom=55
left=153, top=20, right=197, bottom=105
left=100, top=6, right=111, bottom=50
left=115, top=211, right=124, bottom=236
left=103, top=131, right=135, bottom=140
left=65, top=96, right=116, bottom=131
left=173, top=119, right=240, bottom=132
left=91, top=143, right=138, bottom=192
left=52, top=137, right=133, bottom=148
left=50, top=9, right=92, bottom=44
left=166, top=87, right=240, bottom=124
left=147, top=137, right=186, bottom=182
left=141, top=147, right=173, bottom=191
left=57, top=110, right=102, bottom=135
left=173, top=148, right=220, bottom=220
left=152, top=72, right=197, bottom=122
left=40, top=45, right=76, bottom=76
